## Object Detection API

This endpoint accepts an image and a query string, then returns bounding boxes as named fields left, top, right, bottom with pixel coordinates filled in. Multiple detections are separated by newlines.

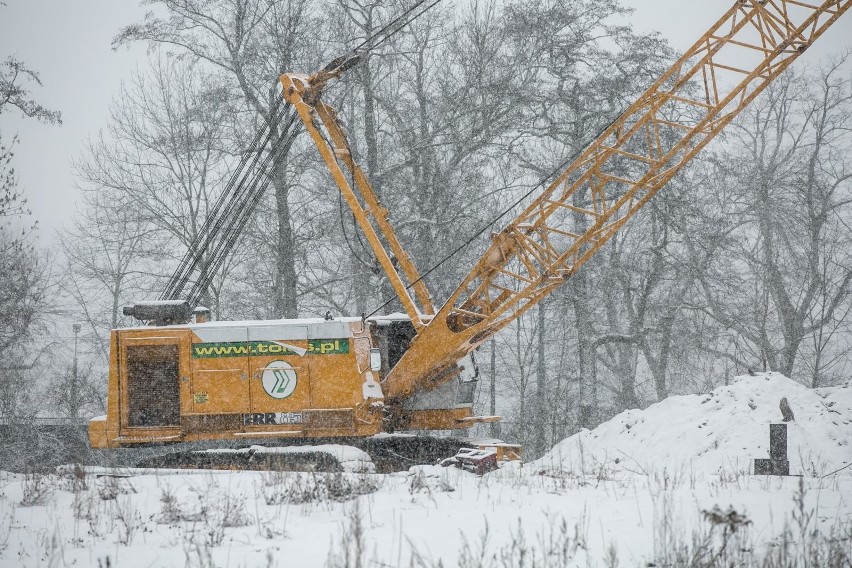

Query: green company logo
left=262, top=361, right=297, bottom=399
left=271, top=369, right=292, bottom=394
left=191, top=339, right=349, bottom=358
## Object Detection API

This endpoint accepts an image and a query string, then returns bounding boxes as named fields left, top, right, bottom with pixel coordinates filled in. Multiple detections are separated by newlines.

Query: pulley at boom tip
left=308, top=0, right=443, bottom=90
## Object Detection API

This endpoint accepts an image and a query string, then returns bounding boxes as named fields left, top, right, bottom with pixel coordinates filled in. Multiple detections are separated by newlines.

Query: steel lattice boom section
left=382, top=0, right=851, bottom=402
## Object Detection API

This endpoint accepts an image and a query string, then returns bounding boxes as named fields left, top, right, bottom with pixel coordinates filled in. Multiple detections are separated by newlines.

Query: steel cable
left=162, top=94, right=288, bottom=301
left=162, top=0, right=446, bottom=308
left=187, top=109, right=302, bottom=306
left=165, top=95, right=288, bottom=299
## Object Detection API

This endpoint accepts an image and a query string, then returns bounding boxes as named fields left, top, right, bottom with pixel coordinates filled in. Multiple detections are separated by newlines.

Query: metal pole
left=72, top=323, right=81, bottom=419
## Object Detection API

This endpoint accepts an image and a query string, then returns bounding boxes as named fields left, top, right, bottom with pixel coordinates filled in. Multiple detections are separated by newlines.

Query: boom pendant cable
left=352, top=0, right=432, bottom=52
left=324, top=0, right=443, bottom=74
left=365, top=0, right=442, bottom=53
left=163, top=94, right=287, bottom=298
left=162, top=95, right=290, bottom=302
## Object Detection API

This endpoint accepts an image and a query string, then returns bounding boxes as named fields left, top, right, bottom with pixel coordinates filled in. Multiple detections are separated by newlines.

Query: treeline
left=2, top=1, right=851, bottom=457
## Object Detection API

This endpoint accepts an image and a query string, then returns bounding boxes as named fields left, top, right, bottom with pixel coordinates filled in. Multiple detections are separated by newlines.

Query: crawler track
left=0, top=420, right=473, bottom=473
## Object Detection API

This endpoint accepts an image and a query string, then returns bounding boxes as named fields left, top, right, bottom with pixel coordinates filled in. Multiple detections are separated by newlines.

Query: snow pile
left=533, top=372, right=852, bottom=476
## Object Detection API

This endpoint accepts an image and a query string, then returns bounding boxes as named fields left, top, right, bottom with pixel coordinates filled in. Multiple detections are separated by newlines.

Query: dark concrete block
left=769, top=423, right=788, bottom=460
left=754, top=458, right=789, bottom=476
left=753, top=423, right=790, bottom=476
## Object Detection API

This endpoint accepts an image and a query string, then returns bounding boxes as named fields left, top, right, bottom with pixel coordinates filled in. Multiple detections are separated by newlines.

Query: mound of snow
left=533, top=373, right=851, bottom=476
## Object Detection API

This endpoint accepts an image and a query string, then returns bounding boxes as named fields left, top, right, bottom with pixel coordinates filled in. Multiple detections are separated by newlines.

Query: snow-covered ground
left=0, top=373, right=849, bottom=567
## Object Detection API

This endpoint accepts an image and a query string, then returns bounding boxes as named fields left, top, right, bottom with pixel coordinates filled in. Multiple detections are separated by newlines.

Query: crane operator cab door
left=119, top=330, right=191, bottom=442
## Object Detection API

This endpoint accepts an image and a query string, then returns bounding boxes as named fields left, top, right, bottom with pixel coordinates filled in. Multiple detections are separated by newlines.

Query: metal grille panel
left=126, top=344, right=180, bottom=427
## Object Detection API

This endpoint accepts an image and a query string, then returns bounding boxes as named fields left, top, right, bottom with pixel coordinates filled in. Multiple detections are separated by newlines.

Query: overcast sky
left=0, top=1, right=850, bottom=244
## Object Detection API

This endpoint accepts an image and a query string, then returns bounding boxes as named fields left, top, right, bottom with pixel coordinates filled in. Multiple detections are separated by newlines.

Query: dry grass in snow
left=0, top=372, right=849, bottom=567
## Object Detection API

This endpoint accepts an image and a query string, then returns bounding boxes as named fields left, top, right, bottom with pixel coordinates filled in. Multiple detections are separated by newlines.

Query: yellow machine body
left=89, top=316, right=480, bottom=449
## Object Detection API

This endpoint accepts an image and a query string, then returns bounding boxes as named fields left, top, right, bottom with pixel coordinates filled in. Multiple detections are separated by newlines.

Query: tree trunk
left=355, top=13, right=382, bottom=316
left=272, top=166, right=298, bottom=318
left=572, top=190, right=596, bottom=429
left=489, top=338, right=500, bottom=438
left=534, top=301, right=547, bottom=457
left=646, top=313, right=674, bottom=400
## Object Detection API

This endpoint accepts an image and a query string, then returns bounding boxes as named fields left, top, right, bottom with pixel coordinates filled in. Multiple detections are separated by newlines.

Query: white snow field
left=0, top=373, right=849, bottom=567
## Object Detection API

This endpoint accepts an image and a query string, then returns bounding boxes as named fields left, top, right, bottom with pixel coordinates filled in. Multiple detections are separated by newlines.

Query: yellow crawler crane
left=90, top=0, right=851, bottom=466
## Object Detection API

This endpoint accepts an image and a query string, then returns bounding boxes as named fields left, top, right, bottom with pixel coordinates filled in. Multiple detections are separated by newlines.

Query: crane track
left=0, top=422, right=475, bottom=473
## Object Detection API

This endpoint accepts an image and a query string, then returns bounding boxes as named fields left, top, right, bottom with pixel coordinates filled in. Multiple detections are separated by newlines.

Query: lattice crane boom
left=378, top=0, right=852, bottom=402
left=274, top=0, right=849, bottom=410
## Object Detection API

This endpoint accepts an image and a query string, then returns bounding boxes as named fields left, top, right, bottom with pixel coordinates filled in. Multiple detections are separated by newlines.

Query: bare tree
left=0, top=218, right=49, bottom=416
left=0, top=48, right=60, bottom=416
left=585, top=166, right=725, bottom=410
left=75, top=56, right=235, bottom=314
left=495, top=312, right=538, bottom=451
left=697, top=57, right=852, bottom=382
left=60, top=187, right=157, bottom=361
left=802, top=236, right=852, bottom=387
left=501, top=0, right=673, bottom=428
left=115, top=0, right=319, bottom=318
left=0, top=56, right=62, bottom=125
left=378, top=0, right=521, bottom=301
left=50, top=362, right=104, bottom=419
left=326, top=0, right=389, bottom=315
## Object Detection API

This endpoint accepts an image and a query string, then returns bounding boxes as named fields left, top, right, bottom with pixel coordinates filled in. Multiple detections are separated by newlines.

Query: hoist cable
left=163, top=95, right=289, bottom=301
left=187, top=123, right=302, bottom=306
left=167, top=94, right=287, bottom=297
left=163, top=95, right=287, bottom=300
left=173, top=97, right=289, bottom=296
left=162, top=94, right=286, bottom=299
left=187, top=124, right=298, bottom=306
left=338, top=190, right=374, bottom=269
left=187, top=108, right=300, bottom=304
left=187, top=109, right=302, bottom=306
